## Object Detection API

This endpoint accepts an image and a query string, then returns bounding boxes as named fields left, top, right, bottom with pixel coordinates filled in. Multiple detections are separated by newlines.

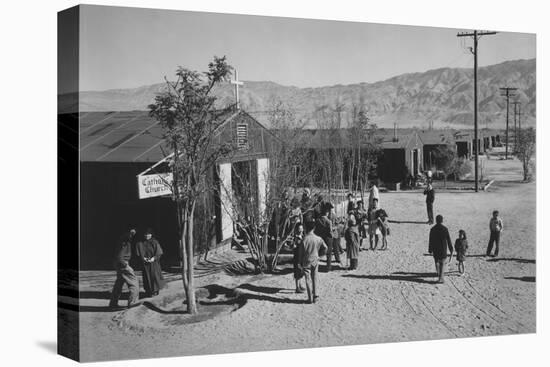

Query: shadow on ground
left=343, top=271, right=437, bottom=284
left=59, top=288, right=149, bottom=300
left=202, top=284, right=308, bottom=306
left=487, top=258, right=535, bottom=264
left=504, top=276, right=535, bottom=282
left=389, top=220, right=429, bottom=224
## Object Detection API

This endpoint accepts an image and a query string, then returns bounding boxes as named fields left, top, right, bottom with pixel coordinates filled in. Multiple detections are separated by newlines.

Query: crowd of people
left=283, top=184, right=392, bottom=303
left=288, top=180, right=504, bottom=303
left=109, top=178, right=505, bottom=307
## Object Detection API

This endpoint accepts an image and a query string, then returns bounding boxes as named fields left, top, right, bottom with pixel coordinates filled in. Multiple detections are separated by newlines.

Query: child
left=355, top=200, right=368, bottom=251
left=345, top=216, right=360, bottom=270
left=376, top=207, right=390, bottom=250
left=330, top=209, right=345, bottom=256
left=486, top=210, right=503, bottom=257
left=454, top=229, right=469, bottom=276
left=292, top=223, right=306, bottom=293
left=368, top=198, right=381, bottom=250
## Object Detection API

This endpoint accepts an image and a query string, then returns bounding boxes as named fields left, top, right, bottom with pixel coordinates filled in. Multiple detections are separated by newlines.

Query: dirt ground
left=66, top=157, right=536, bottom=362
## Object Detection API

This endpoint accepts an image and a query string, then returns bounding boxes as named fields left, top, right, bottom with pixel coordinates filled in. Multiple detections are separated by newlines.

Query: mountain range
left=62, top=58, right=535, bottom=129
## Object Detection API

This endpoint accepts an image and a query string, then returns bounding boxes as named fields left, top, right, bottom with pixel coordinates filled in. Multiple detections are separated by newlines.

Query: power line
left=457, top=30, right=497, bottom=192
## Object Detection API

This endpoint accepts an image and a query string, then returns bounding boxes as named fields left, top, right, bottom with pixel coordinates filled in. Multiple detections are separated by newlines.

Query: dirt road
left=72, top=157, right=535, bottom=362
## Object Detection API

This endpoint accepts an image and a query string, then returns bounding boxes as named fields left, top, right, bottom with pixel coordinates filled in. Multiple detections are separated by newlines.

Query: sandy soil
left=68, top=157, right=536, bottom=362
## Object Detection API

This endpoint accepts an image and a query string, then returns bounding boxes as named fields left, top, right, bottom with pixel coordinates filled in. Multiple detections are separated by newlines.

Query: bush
left=452, top=158, right=472, bottom=180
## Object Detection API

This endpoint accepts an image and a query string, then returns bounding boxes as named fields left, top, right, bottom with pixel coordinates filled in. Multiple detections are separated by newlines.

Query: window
left=236, top=123, right=249, bottom=150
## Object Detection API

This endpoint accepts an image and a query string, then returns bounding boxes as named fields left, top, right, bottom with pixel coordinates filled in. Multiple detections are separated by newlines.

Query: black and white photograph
left=2, top=1, right=547, bottom=366
left=55, top=3, right=541, bottom=362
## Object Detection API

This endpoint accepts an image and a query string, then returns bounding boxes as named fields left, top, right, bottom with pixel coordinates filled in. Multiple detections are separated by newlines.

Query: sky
left=71, top=4, right=536, bottom=93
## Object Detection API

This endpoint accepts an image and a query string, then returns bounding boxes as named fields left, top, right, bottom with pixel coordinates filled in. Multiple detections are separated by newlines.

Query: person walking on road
left=428, top=215, right=453, bottom=284
left=424, top=183, right=435, bottom=224
left=486, top=210, right=503, bottom=257
left=109, top=228, right=140, bottom=308
left=298, top=221, right=328, bottom=304
left=454, top=229, right=469, bottom=275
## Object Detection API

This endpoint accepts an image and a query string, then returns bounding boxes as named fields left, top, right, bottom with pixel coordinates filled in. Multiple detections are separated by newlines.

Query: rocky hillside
left=64, top=58, right=535, bottom=129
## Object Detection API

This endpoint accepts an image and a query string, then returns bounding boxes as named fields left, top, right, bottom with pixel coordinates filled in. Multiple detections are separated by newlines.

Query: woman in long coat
left=136, top=228, right=165, bottom=297
left=292, top=223, right=305, bottom=293
left=345, top=216, right=360, bottom=270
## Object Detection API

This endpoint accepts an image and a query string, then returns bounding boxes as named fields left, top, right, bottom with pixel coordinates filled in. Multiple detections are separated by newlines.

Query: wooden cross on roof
left=230, top=69, right=244, bottom=110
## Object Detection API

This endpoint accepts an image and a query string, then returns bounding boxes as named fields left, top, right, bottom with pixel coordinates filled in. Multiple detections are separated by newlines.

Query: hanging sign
left=137, top=173, right=173, bottom=199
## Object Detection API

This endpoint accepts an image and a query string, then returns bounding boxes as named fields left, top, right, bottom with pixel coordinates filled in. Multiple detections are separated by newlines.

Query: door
left=413, top=149, right=419, bottom=176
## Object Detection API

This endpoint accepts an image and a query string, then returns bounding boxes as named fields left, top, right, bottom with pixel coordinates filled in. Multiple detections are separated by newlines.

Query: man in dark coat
left=136, top=228, right=165, bottom=297
left=109, top=229, right=139, bottom=308
left=424, top=183, right=435, bottom=224
left=428, top=215, right=453, bottom=283
left=312, top=194, right=324, bottom=221
left=268, top=193, right=289, bottom=253
left=301, top=188, right=315, bottom=224
left=315, top=202, right=340, bottom=272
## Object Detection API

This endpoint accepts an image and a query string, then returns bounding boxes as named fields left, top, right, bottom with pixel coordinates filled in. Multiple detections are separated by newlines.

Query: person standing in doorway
left=428, top=215, right=453, bottom=284
left=136, top=228, right=165, bottom=297
left=298, top=221, right=327, bottom=304
left=109, top=228, right=140, bottom=308
left=486, top=210, right=503, bottom=257
left=424, top=183, right=435, bottom=224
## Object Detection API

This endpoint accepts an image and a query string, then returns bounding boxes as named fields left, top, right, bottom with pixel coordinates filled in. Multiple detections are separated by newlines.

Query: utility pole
left=511, top=100, right=521, bottom=153
left=457, top=30, right=497, bottom=192
left=500, top=87, right=518, bottom=159
left=516, top=102, right=522, bottom=147
left=518, top=103, right=522, bottom=136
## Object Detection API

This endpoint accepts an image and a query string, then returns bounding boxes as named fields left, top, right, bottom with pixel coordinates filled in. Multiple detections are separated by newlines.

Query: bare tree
left=148, top=56, right=235, bottom=314
left=221, top=99, right=314, bottom=272
left=348, top=99, right=379, bottom=199
left=516, top=127, right=536, bottom=182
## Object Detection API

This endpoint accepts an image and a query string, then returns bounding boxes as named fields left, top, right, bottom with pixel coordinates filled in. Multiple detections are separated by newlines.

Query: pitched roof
left=73, top=109, right=241, bottom=162
left=291, top=128, right=420, bottom=150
